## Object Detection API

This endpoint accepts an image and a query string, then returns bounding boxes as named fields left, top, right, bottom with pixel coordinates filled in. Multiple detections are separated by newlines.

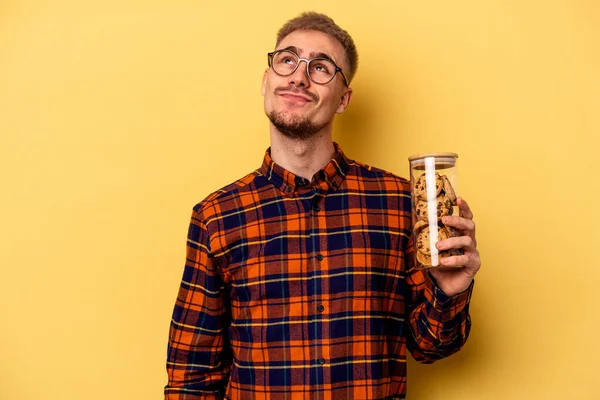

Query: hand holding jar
left=409, top=153, right=481, bottom=296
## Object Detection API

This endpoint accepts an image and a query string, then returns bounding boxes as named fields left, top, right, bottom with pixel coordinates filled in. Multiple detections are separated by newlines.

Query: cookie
left=413, top=219, right=428, bottom=235
left=416, top=225, right=449, bottom=256
left=416, top=250, right=432, bottom=267
left=415, top=195, right=454, bottom=221
left=443, top=225, right=461, bottom=239
left=441, top=174, right=457, bottom=204
left=413, top=172, right=443, bottom=201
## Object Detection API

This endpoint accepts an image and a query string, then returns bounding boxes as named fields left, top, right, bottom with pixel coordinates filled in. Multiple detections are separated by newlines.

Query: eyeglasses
left=267, top=49, right=349, bottom=86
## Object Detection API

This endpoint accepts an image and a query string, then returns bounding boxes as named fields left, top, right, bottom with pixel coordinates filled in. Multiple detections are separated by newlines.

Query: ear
left=335, top=87, right=353, bottom=114
left=261, top=70, right=268, bottom=96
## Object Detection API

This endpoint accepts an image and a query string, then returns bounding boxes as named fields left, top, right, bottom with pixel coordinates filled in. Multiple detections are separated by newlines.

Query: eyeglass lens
left=272, top=51, right=336, bottom=84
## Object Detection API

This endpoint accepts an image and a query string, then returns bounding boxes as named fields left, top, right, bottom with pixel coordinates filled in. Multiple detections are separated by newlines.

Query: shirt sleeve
left=165, top=209, right=232, bottom=399
left=404, top=235, right=474, bottom=364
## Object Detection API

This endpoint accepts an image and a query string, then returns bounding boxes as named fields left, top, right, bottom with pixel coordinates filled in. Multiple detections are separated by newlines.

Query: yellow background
left=1, top=0, right=599, bottom=399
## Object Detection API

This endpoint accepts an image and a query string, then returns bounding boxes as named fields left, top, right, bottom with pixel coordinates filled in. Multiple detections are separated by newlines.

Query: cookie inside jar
left=408, top=152, right=462, bottom=269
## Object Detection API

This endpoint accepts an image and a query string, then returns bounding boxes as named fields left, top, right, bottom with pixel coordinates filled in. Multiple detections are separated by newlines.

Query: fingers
left=436, top=235, right=476, bottom=252
left=441, top=215, right=475, bottom=232
left=439, top=254, right=469, bottom=268
left=457, top=197, right=473, bottom=220
left=442, top=206, right=477, bottom=246
left=439, top=249, right=481, bottom=274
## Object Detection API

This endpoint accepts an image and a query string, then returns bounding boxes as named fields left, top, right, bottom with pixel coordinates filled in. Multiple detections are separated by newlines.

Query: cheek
left=316, top=94, right=341, bottom=114
left=262, top=75, right=280, bottom=101
left=263, top=83, right=276, bottom=106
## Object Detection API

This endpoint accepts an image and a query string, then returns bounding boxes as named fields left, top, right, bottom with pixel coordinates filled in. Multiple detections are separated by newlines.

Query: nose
left=287, top=59, right=311, bottom=87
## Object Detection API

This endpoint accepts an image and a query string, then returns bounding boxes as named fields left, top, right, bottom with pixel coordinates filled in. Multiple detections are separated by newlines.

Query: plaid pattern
left=165, top=143, right=473, bottom=399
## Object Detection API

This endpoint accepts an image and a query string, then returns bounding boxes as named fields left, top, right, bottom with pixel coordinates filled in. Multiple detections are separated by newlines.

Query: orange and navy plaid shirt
left=165, top=143, right=473, bottom=399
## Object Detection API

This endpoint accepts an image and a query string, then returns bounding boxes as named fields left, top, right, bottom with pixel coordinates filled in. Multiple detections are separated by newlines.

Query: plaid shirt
left=165, top=143, right=473, bottom=399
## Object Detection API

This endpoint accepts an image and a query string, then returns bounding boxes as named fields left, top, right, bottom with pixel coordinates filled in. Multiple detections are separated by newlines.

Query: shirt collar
left=260, top=142, right=350, bottom=196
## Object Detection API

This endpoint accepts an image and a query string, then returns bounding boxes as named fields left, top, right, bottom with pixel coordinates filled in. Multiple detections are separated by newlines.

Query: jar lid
left=408, top=152, right=458, bottom=162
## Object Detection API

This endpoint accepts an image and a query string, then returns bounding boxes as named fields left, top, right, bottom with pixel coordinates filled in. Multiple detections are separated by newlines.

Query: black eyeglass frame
left=267, top=50, right=349, bottom=87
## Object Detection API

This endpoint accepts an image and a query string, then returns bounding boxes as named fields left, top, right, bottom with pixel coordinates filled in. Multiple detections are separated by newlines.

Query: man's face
left=262, top=29, right=353, bottom=140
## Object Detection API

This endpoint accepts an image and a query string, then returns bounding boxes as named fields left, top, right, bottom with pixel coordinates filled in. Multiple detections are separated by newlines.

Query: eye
left=282, top=57, right=295, bottom=64
left=313, top=63, right=330, bottom=73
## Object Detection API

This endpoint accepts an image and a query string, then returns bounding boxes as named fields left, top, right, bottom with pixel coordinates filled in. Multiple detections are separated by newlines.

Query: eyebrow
left=279, top=46, right=336, bottom=63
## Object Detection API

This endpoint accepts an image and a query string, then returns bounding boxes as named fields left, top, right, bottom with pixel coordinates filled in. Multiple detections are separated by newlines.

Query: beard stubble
left=266, top=109, right=330, bottom=140
left=266, top=87, right=330, bottom=140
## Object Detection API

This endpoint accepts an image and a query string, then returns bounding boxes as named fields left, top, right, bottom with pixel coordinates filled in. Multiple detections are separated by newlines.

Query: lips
left=274, top=87, right=318, bottom=103
left=279, top=93, right=312, bottom=102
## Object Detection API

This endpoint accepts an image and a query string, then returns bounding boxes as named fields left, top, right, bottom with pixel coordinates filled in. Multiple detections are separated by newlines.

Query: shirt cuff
left=426, top=272, right=474, bottom=313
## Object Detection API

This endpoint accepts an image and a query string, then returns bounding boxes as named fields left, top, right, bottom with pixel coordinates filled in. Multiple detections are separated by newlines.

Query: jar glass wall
left=408, top=152, right=462, bottom=269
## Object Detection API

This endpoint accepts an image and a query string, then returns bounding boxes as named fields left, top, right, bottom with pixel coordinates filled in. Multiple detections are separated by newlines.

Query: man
left=165, top=11, right=480, bottom=399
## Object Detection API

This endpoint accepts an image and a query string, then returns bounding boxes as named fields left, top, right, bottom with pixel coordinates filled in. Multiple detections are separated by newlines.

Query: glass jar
left=408, top=152, right=462, bottom=269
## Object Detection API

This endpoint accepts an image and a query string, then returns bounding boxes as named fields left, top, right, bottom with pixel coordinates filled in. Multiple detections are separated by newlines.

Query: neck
left=269, top=125, right=336, bottom=181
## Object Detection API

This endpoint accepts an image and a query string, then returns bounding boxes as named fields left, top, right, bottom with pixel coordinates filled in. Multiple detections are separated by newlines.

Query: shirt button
left=316, top=254, right=323, bottom=261
left=317, top=304, right=325, bottom=312
left=317, top=358, right=326, bottom=365
left=313, top=204, right=320, bottom=212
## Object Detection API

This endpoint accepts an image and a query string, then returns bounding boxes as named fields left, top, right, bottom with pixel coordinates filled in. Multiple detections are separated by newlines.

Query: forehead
left=277, top=29, right=346, bottom=63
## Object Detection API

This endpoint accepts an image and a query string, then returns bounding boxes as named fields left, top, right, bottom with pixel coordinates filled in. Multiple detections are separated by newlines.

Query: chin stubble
left=266, top=110, right=330, bottom=140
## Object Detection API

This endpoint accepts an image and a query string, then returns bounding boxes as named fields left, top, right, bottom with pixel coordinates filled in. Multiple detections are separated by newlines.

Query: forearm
left=165, top=319, right=232, bottom=399
left=407, top=273, right=473, bottom=363
left=165, top=209, right=232, bottom=399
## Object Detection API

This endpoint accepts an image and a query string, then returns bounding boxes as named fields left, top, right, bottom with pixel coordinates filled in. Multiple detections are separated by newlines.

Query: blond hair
left=276, top=12, right=358, bottom=83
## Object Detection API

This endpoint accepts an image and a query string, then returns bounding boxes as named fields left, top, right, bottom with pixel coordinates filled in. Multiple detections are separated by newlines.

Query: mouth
left=279, top=93, right=313, bottom=103
left=275, top=87, right=318, bottom=103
